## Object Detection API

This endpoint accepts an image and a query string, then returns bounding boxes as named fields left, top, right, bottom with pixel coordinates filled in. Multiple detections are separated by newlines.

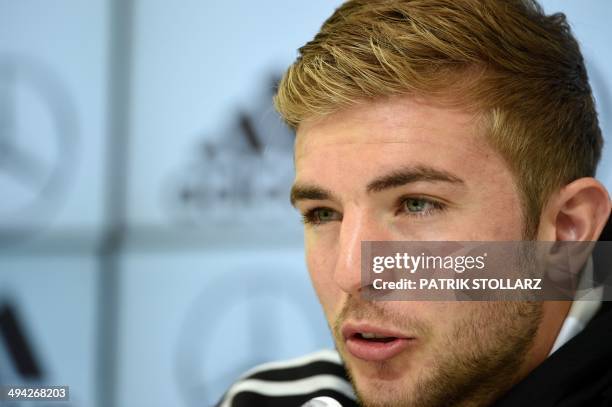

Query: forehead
left=294, top=96, right=496, bottom=180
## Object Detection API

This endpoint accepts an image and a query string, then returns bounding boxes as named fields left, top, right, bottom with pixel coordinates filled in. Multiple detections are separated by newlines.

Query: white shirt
left=549, top=256, right=602, bottom=355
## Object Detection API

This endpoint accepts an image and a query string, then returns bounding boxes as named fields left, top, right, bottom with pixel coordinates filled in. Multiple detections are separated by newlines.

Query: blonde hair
left=274, top=0, right=603, bottom=236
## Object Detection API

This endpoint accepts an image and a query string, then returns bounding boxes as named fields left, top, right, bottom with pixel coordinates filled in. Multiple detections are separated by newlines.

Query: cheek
left=412, top=302, right=473, bottom=346
left=305, top=232, right=341, bottom=315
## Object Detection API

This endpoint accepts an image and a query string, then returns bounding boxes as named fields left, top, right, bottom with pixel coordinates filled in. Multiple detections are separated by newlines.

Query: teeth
left=361, top=332, right=390, bottom=339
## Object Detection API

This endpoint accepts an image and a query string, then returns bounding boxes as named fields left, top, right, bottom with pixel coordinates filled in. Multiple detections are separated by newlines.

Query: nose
left=333, top=208, right=387, bottom=295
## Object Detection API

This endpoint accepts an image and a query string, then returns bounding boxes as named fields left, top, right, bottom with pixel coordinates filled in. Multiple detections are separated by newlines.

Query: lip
left=342, top=322, right=415, bottom=362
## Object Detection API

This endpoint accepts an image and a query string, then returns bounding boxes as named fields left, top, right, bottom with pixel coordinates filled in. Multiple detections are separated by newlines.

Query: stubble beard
left=333, top=299, right=542, bottom=407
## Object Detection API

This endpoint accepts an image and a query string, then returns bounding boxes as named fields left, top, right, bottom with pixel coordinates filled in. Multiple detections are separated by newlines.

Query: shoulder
left=216, top=349, right=358, bottom=407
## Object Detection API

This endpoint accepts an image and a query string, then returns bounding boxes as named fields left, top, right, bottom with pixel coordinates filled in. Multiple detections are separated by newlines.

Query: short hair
left=275, top=0, right=603, bottom=237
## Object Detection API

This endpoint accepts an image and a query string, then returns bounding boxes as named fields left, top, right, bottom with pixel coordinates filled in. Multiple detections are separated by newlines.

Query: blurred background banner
left=0, top=1, right=610, bottom=406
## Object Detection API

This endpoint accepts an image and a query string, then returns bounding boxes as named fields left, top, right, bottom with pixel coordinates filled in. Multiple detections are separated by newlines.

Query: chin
left=342, top=352, right=422, bottom=405
left=352, top=377, right=416, bottom=407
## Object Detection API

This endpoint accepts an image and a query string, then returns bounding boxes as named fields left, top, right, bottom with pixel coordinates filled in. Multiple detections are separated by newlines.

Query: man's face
left=292, top=96, right=543, bottom=407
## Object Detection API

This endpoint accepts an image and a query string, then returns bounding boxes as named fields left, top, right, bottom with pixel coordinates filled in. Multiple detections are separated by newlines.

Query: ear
left=538, top=177, right=611, bottom=241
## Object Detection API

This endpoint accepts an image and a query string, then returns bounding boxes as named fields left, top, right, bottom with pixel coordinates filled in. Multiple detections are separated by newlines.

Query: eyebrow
left=366, top=165, right=464, bottom=193
left=290, top=185, right=337, bottom=207
left=290, top=165, right=464, bottom=207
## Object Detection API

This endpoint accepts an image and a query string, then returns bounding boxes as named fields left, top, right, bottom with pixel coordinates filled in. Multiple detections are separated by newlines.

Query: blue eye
left=400, top=197, right=445, bottom=216
left=302, top=207, right=342, bottom=225
left=404, top=198, right=427, bottom=212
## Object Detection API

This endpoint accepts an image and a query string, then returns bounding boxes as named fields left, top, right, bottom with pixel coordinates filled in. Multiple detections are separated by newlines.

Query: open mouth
left=342, top=326, right=414, bottom=362
left=355, top=333, right=397, bottom=343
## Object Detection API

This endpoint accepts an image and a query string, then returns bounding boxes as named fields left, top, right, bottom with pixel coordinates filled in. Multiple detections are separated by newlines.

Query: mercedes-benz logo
left=0, top=55, right=78, bottom=240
